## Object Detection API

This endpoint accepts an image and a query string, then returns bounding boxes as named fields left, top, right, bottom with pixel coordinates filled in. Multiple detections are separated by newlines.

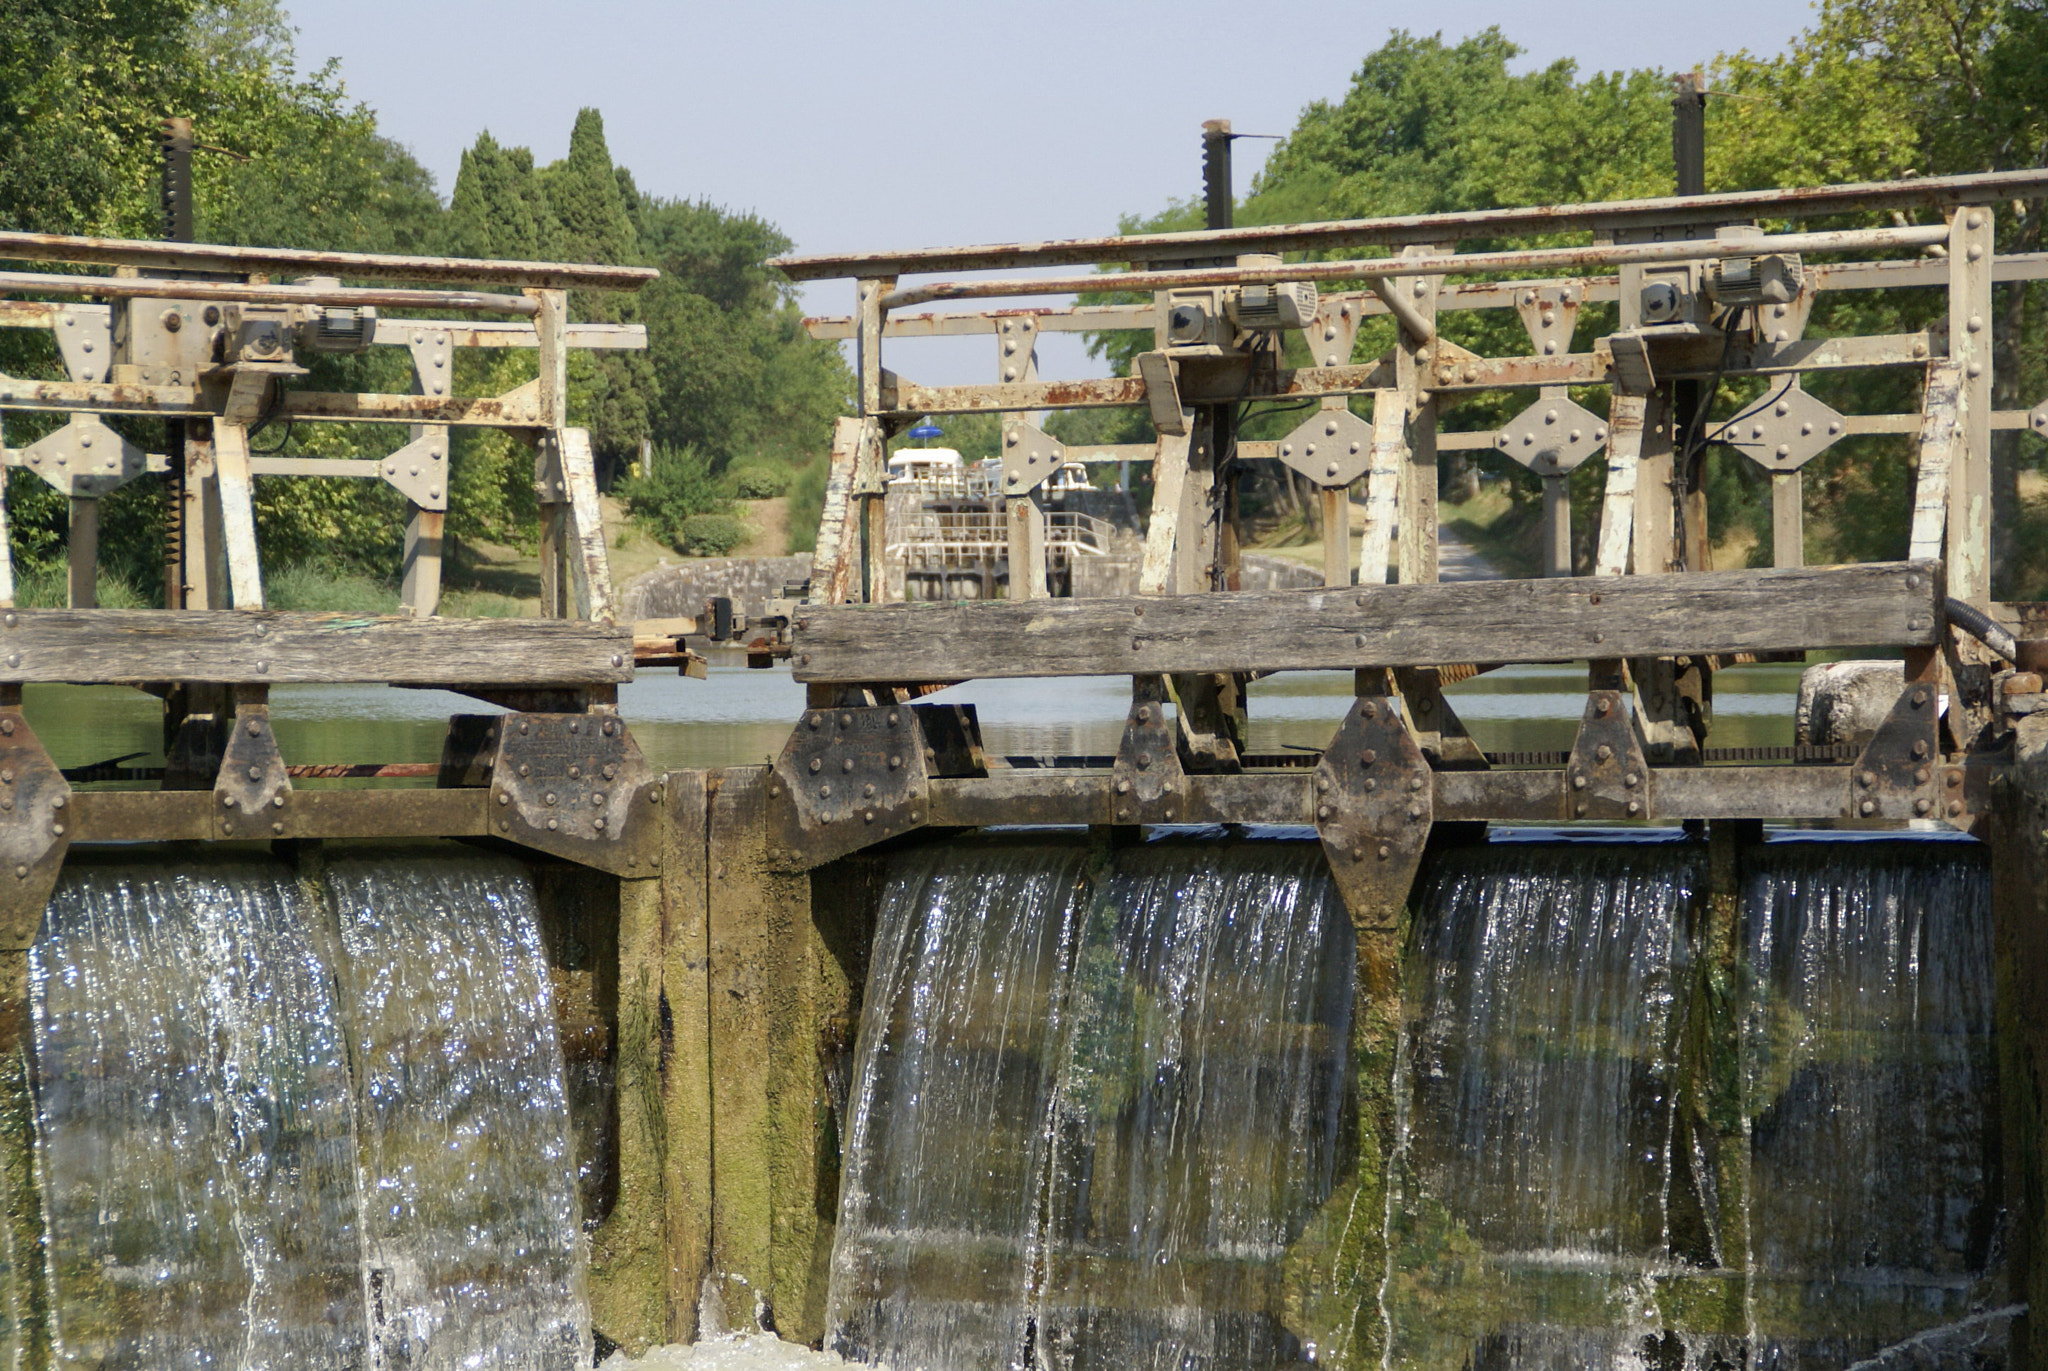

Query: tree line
left=0, top=0, right=848, bottom=601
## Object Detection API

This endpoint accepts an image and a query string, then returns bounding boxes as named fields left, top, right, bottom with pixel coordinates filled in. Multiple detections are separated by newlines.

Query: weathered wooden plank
left=810, top=417, right=868, bottom=605
left=211, top=420, right=264, bottom=609
left=1357, top=389, right=1404, bottom=586
left=1948, top=211, right=1994, bottom=604
left=557, top=427, right=616, bottom=623
left=792, top=560, right=1942, bottom=681
left=1594, top=389, right=1647, bottom=577
left=0, top=609, right=633, bottom=684
left=400, top=508, right=444, bottom=617
left=1910, top=361, right=1962, bottom=564
left=1138, top=424, right=1193, bottom=595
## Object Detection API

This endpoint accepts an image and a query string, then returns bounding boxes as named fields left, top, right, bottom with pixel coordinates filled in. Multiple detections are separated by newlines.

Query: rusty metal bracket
left=0, top=702, right=69, bottom=949
left=477, top=712, right=662, bottom=876
left=1847, top=680, right=1947, bottom=823
left=1276, top=407, right=1373, bottom=488
left=1564, top=689, right=1654, bottom=820
left=911, top=703, right=988, bottom=777
left=214, top=686, right=291, bottom=839
left=1000, top=420, right=1066, bottom=496
left=1513, top=282, right=1585, bottom=357
left=1111, top=675, right=1186, bottom=823
left=1314, top=693, right=1432, bottom=920
left=769, top=706, right=931, bottom=868
left=1135, top=352, right=1186, bottom=435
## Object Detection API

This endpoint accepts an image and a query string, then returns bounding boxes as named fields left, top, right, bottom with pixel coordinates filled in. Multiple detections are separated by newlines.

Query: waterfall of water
left=825, top=835, right=1352, bottom=1371
left=826, top=841, right=1092, bottom=1370
left=1741, top=838, right=1997, bottom=1369
left=1388, top=839, right=1705, bottom=1370
left=30, top=857, right=368, bottom=1369
left=24, top=850, right=590, bottom=1370
left=327, top=855, right=591, bottom=1371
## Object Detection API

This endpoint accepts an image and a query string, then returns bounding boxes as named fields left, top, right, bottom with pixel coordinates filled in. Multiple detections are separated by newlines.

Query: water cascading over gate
left=825, top=831, right=1999, bottom=1371
left=23, top=851, right=589, bottom=1369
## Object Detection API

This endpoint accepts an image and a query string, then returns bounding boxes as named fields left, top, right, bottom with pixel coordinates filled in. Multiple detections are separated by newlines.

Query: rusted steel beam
left=0, top=268, right=539, bottom=316
left=773, top=168, right=2048, bottom=280
left=803, top=302, right=1154, bottom=340
left=879, top=225, right=1951, bottom=310
left=791, top=560, right=1941, bottom=681
left=917, top=761, right=1987, bottom=828
left=370, top=320, right=648, bottom=350
left=65, top=788, right=491, bottom=842
left=0, top=230, right=658, bottom=292
left=0, top=377, right=544, bottom=427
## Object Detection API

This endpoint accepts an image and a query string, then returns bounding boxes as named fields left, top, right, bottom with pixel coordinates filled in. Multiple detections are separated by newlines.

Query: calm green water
left=21, top=660, right=1808, bottom=780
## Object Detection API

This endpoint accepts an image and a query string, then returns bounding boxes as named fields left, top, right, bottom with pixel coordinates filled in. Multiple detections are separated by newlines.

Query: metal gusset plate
left=0, top=709, right=70, bottom=948
left=1512, top=282, right=1585, bottom=357
left=1111, top=676, right=1186, bottom=824
left=486, top=712, right=662, bottom=876
left=1277, top=407, right=1373, bottom=488
left=17, top=415, right=150, bottom=497
left=769, top=706, right=932, bottom=869
left=1493, top=393, right=1608, bottom=477
left=1710, top=381, right=1846, bottom=472
left=213, top=700, right=291, bottom=839
left=1847, top=682, right=1949, bottom=823
left=1314, top=696, right=1431, bottom=922
left=1000, top=420, right=1066, bottom=496
left=1563, top=690, right=1653, bottom=820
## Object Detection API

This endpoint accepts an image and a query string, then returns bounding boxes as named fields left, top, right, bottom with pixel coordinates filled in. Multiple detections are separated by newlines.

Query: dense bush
left=677, top=513, right=751, bottom=557
left=728, top=460, right=794, bottom=499
left=616, top=443, right=732, bottom=549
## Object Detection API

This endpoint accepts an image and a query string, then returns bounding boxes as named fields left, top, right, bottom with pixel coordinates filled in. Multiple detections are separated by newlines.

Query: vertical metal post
left=1397, top=245, right=1447, bottom=585
left=1202, top=120, right=1233, bottom=231
left=1000, top=317, right=1048, bottom=600
left=1770, top=471, right=1804, bottom=567
left=1670, top=73, right=1712, bottom=574
left=1671, top=73, right=1707, bottom=198
left=854, top=279, right=893, bottom=604
left=1540, top=476, right=1572, bottom=576
left=161, top=116, right=194, bottom=610
left=1949, top=206, right=1995, bottom=603
left=181, top=424, right=223, bottom=610
left=65, top=499, right=97, bottom=608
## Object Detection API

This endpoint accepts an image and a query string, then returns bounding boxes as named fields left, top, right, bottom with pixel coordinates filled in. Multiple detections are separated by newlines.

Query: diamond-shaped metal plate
left=1713, top=384, right=1846, bottom=472
left=18, top=415, right=149, bottom=497
left=1278, top=407, right=1374, bottom=487
left=1000, top=421, right=1066, bottom=495
left=1492, top=395, right=1608, bottom=475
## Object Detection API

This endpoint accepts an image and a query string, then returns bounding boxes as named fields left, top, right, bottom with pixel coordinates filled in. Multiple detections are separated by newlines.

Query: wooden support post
left=210, top=418, right=262, bottom=609
left=556, top=427, right=616, bottom=623
left=400, top=508, right=444, bottom=617
left=704, top=767, right=835, bottom=1338
left=181, top=422, right=223, bottom=611
left=65, top=497, right=97, bottom=608
left=1396, top=244, right=1447, bottom=586
left=1139, top=421, right=1194, bottom=596
left=1540, top=475, right=1572, bottom=577
left=1770, top=472, right=1804, bottom=567
left=1911, top=361, right=1965, bottom=564
left=1990, top=720, right=2048, bottom=1369
left=1949, top=206, right=1994, bottom=602
left=1635, top=388, right=1678, bottom=576
left=1178, top=413, right=1218, bottom=594
left=1358, top=389, right=1405, bottom=586
left=812, top=416, right=873, bottom=606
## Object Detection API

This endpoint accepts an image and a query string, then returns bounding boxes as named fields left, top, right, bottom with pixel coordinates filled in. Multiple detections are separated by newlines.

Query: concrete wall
left=619, top=558, right=812, bottom=625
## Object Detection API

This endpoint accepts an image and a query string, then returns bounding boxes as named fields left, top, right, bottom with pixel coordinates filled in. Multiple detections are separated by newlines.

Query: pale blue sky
left=289, top=1, right=1819, bottom=383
